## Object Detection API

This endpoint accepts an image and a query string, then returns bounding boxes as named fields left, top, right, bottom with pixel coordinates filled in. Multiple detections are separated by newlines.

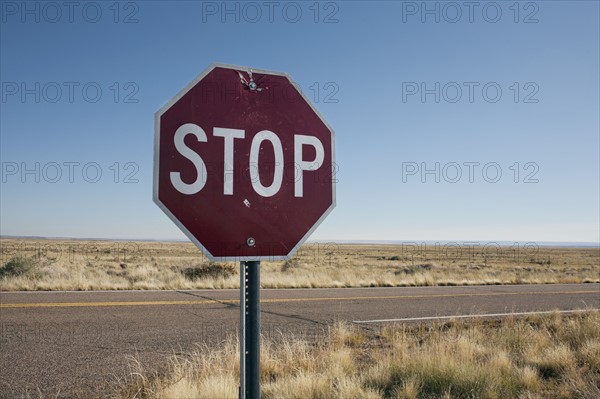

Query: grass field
left=0, top=238, right=598, bottom=291
left=116, top=311, right=600, bottom=399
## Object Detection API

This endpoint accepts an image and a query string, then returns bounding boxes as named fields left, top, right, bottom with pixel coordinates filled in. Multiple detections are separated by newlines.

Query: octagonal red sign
left=154, top=63, right=336, bottom=261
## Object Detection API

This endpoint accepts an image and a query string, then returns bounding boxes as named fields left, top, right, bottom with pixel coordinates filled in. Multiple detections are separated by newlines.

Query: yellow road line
left=1, top=290, right=598, bottom=309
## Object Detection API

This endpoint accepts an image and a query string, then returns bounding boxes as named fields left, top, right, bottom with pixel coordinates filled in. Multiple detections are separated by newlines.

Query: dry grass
left=115, top=311, right=600, bottom=399
left=0, top=238, right=598, bottom=291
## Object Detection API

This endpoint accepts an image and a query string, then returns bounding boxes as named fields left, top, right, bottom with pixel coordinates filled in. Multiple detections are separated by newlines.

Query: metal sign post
left=240, top=261, right=260, bottom=399
left=239, top=262, right=246, bottom=399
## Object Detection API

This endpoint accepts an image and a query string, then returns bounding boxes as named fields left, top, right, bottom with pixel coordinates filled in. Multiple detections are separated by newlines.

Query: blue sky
left=1, top=1, right=599, bottom=243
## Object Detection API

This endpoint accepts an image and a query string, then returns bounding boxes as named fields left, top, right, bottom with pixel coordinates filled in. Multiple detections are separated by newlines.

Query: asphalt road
left=1, top=283, right=598, bottom=398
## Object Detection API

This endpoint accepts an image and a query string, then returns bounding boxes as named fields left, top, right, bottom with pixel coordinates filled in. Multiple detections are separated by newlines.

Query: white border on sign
left=153, top=63, right=336, bottom=262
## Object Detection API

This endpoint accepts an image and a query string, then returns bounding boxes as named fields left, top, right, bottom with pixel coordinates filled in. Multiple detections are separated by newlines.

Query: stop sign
left=154, top=63, right=336, bottom=261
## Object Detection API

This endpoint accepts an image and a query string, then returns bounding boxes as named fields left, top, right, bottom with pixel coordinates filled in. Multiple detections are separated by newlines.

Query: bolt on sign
left=154, top=63, right=336, bottom=261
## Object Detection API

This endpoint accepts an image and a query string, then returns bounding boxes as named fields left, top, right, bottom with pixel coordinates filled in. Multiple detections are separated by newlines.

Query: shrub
left=182, top=262, right=236, bottom=280
left=281, top=258, right=300, bottom=272
left=0, top=256, right=38, bottom=278
left=378, top=255, right=401, bottom=261
left=395, top=263, right=435, bottom=275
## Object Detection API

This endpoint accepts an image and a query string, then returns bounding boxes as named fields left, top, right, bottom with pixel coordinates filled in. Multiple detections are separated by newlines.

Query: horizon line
left=1, top=235, right=598, bottom=248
